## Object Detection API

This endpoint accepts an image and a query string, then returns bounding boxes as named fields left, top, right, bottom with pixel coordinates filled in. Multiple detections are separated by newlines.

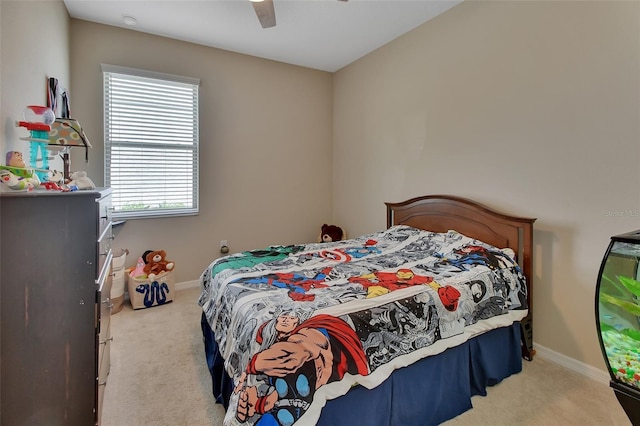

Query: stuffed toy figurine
left=6, top=151, right=26, bottom=168
left=0, top=151, right=40, bottom=191
left=66, top=170, right=96, bottom=190
left=143, top=250, right=175, bottom=279
left=129, top=257, right=147, bottom=278
left=319, top=224, right=345, bottom=243
left=0, top=169, right=35, bottom=191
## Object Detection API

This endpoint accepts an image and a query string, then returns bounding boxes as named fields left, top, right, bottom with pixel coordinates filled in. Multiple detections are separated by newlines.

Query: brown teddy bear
left=143, top=250, right=175, bottom=279
left=319, top=224, right=345, bottom=243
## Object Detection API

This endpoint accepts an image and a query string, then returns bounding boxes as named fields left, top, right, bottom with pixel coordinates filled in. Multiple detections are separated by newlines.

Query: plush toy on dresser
left=66, top=171, right=95, bottom=191
left=318, top=224, right=346, bottom=243
left=0, top=151, right=40, bottom=191
left=7, top=151, right=25, bottom=168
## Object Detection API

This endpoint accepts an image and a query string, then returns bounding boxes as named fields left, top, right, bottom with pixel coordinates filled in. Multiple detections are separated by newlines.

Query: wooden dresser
left=0, top=188, right=113, bottom=425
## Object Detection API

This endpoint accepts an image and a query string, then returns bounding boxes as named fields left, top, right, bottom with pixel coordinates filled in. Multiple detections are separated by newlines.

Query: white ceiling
left=63, top=0, right=462, bottom=72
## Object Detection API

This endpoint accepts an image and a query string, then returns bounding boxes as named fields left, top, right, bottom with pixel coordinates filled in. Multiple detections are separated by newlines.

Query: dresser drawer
left=97, top=222, right=113, bottom=277
left=98, top=319, right=111, bottom=383
left=97, top=251, right=112, bottom=422
left=97, top=250, right=113, bottom=332
left=98, top=194, right=112, bottom=234
left=97, top=331, right=110, bottom=426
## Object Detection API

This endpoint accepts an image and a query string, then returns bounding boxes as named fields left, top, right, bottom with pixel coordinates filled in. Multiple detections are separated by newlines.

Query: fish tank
left=596, top=230, right=640, bottom=424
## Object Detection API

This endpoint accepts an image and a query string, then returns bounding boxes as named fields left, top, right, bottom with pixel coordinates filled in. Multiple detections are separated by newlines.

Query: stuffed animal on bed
left=143, top=250, right=175, bottom=279
left=319, top=224, right=345, bottom=243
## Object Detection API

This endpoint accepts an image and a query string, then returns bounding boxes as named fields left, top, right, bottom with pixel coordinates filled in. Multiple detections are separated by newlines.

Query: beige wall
left=1, top=0, right=69, bottom=168
left=69, top=20, right=333, bottom=283
left=333, top=0, right=640, bottom=371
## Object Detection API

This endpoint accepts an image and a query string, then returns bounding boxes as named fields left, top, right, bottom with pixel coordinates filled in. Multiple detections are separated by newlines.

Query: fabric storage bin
left=127, top=270, right=175, bottom=310
left=110, top=248, right=128, bottom=314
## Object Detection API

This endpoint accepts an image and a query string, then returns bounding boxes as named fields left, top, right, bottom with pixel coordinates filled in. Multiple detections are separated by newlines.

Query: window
left=103, top=64, right=200, bottom=219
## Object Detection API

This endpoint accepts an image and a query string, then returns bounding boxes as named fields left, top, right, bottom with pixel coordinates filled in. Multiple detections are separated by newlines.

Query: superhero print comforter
left=198, top=225, right=528, bottom=426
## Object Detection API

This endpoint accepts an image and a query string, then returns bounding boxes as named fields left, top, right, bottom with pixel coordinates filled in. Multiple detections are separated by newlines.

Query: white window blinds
left=103, top=64, right=200, bottom=219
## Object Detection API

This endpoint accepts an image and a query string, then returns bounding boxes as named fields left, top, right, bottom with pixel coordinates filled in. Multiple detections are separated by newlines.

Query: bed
left=198, top=195, right=536, bottom=426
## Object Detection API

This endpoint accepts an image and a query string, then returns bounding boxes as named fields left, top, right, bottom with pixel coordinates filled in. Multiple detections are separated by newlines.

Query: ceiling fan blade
left=253, top=0, right=276, bottom=29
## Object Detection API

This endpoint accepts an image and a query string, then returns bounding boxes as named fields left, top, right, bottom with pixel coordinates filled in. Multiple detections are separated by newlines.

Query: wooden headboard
left=385, top=195, right=537, bottom=359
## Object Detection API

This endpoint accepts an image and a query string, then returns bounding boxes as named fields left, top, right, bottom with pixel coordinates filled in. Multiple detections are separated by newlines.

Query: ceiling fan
left=250, top=0, right=348, bottom=29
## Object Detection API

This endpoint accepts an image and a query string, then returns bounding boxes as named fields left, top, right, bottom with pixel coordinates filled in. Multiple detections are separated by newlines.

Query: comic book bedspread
left=198, top=225, right=528, bottom=426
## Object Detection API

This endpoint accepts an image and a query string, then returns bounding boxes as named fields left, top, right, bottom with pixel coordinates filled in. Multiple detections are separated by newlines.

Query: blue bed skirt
left=201, top=313, right=523, bottom=425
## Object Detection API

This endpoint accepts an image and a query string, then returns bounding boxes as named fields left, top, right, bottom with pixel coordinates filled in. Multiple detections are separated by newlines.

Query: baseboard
left=176, top=279, right=200, bottom=290
left=533, top=341, right=610, bottom=386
